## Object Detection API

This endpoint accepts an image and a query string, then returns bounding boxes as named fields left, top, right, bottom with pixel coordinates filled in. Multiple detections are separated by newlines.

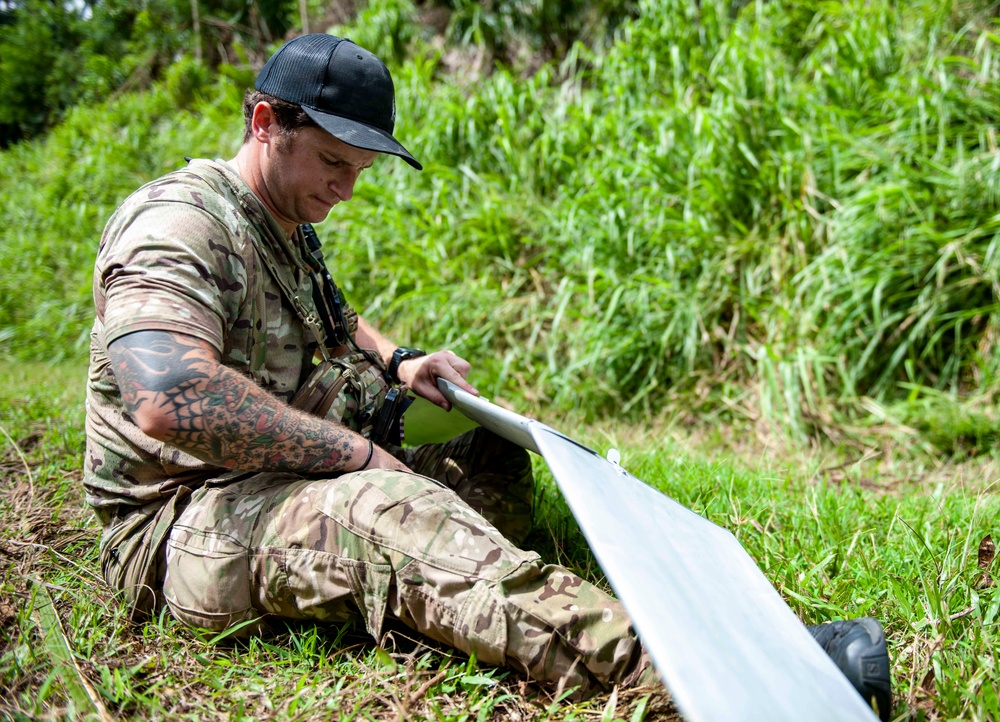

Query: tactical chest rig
left=286, top=223, right=411, bottom=446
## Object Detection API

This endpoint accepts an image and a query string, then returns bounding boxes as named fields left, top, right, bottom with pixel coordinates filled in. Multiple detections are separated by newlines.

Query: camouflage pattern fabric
left=163, top=428, right=655, bottom=697
left=292, top=351, right=393, bottom=441
left=87, top=158, right=338, bottom=514
left=389, top=427, right=534, bottom=545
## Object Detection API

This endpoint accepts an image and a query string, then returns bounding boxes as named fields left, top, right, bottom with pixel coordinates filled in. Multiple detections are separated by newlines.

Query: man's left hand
left=397, top=350, right=478, bottom=410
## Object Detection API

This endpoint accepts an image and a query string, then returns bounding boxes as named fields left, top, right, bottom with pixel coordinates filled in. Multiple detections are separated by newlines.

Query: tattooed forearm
left=108, top=330, right=361, bottom=473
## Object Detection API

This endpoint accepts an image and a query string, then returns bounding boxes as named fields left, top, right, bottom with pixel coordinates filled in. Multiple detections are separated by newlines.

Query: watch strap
left=388, top=347, right=426, bottom=383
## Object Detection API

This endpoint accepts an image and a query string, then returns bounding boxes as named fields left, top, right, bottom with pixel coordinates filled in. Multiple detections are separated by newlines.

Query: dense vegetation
left=3, top=0, right=999, bottom=445
left=0, top=0, right=302, bottom=146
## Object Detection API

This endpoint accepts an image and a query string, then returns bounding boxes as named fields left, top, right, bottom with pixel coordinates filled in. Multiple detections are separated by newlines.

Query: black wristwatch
left=388, top=346, right=426, bottom=383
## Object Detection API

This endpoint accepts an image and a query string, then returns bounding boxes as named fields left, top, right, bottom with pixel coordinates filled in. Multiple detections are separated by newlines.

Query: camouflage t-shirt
left=85, top=158, right=344, bottom=518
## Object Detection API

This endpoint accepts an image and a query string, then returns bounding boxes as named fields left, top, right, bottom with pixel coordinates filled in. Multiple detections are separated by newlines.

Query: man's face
left=262, top=124, right=378, bottom=230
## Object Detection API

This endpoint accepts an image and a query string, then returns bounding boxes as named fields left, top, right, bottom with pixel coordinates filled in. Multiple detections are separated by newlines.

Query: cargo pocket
left=454, top=578, right=508, bottom=666
left=163, top=524, right=259, bottom=635
left=342, top=558, right=393, bottom=641
left=98, top=491, right=191, bottom=621
left=100, top=513, right=158, bottom=607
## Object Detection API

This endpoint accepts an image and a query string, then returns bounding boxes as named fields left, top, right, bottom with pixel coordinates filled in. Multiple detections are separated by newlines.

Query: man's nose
left=331, top=169, right=360, bottom=202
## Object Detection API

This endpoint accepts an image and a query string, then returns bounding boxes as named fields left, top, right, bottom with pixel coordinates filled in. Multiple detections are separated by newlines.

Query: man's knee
left=316, top=469, right=534, bottom=576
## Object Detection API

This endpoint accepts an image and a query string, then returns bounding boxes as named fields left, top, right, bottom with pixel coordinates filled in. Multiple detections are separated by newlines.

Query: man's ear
left=250, top=101, right=278, bottom=145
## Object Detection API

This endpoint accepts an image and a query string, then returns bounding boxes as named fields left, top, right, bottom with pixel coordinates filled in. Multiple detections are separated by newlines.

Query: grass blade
left=30, top=582, right=114, bottom=722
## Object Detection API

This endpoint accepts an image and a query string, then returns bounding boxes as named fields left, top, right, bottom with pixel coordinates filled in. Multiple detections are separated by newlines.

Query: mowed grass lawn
left=1, top=361, right=998, bottom=721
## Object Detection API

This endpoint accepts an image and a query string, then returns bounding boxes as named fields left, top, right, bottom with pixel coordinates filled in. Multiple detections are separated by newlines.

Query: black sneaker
left=807, top=617, right=892, bottom=721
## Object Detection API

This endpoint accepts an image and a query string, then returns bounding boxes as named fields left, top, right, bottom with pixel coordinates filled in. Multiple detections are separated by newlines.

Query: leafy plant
left=1, top=0, right=999, bottom=440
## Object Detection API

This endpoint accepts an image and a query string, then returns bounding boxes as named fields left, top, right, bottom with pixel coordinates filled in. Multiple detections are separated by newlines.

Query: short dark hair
left=242, top=89, right=318, bottom=143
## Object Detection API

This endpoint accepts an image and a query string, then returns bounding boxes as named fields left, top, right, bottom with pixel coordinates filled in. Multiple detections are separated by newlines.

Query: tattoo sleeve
left=108, top=330, right=358, bottom=473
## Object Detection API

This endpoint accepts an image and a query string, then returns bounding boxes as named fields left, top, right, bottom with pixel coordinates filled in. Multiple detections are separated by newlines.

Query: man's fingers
left=422, top=388, right=450, bottom=411
left=398, top=349, right=479, bottom=409
left=432, top=351, right=477, bottom=396
left=444, top=350, right=472, bottom=379
left=436, top=365, right=478, bottom=397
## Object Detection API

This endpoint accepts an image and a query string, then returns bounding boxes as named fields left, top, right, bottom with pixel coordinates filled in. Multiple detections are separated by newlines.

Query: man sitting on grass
left=83, top=32, right=891, bottom=718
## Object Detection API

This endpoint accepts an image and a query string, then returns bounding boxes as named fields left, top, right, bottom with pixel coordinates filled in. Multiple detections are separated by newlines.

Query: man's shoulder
left=121, top=159, right=241, bottom=220
left=102, top=159, right=254, bottom=255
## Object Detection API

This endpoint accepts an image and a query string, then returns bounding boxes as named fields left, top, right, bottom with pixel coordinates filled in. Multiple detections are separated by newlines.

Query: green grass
left=2, top=361, right=999, bottom=720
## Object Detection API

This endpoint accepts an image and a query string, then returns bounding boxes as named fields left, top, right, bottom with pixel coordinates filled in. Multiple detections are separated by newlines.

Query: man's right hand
left=397, top=349, right=478, bottom=411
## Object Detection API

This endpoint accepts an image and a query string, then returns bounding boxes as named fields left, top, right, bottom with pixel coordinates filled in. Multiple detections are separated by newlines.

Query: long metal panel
left=531, top=425, right=877, bottom=722
left=436, top=379, right=878, bottom=722
left=435, top=380, right=541, bottom=454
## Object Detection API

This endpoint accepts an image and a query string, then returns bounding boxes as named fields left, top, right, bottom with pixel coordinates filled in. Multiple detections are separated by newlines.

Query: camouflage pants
left=162, top=428, right=653, bottom=697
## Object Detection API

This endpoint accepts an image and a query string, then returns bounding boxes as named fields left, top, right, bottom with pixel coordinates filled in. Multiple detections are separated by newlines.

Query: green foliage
left=1, top=0, right=999, bottom=439
left=0, top=78, right=244, bottom=356
left=323, top=0, right=1000, bottom=431
left=436, top=0, right=638, bottom=65
left=164, top=56, right=213, bottom=108
left=334, top=0, right=420, bottom=65
left=0, top=0, right=85, bottom=144
left=879, top=389, right=1000, bottom=458
left=0, top=0, right=297, bottom=145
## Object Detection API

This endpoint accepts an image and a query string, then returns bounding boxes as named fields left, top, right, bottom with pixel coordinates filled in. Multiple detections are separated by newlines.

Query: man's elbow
left=128, top=404, right=175, bottom=441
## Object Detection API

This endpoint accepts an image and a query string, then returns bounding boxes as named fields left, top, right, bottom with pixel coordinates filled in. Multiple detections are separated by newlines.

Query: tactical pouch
left=291, top=351, right=408, bottom=445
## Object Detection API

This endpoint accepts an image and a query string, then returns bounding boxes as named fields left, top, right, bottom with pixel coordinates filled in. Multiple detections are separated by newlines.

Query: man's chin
left=308, top=202, right=336, bottom=222
left=302, top=207, right=334, bottom=224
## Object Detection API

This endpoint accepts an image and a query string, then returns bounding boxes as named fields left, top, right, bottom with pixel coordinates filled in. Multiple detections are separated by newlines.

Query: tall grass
left=1, top=0, right=998, bottom=438
left=343, top=0, right=1000, bottom=432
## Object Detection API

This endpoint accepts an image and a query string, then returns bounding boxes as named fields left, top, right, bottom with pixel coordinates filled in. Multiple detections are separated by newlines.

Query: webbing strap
left=189, top=159, right=333, bottom=362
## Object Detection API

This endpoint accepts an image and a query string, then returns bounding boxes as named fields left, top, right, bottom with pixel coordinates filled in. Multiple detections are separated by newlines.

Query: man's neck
left=231, top=146, right=295, bottom=237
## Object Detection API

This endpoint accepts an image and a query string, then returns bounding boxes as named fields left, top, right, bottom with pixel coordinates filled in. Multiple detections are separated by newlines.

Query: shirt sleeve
left=97, top=198, right=249, bottom=354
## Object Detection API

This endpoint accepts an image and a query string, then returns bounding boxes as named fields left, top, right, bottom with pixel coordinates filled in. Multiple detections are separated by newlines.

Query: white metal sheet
left=531, top=425, right=878, bottom=722
left=435, top=380, right=541, bottom=454
left=437, top=378, right=878, bottom=722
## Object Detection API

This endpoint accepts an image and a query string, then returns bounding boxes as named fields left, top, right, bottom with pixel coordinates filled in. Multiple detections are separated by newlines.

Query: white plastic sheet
left=437, top=379, right=878, bottom=722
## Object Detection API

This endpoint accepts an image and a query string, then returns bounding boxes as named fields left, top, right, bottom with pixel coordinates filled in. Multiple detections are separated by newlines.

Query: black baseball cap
left=255, top=34, right=422, bottom=170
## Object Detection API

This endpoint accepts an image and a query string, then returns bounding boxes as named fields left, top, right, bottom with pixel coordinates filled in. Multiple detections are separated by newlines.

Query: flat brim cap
left=255, top=34, right=422, bottom=170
